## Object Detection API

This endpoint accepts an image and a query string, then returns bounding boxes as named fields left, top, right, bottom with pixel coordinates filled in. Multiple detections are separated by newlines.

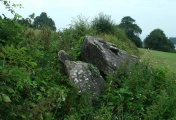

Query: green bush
left=0, top=18, right=24, bottom=45
left=91, top=13, right=116, bottom=35
left=0, top=23, right=70, bottom=119
left=103, top=61, right=176, bottom=119
left=57, top=15, right=96, bottom=60
left=51, top=60, right=176, bottom=119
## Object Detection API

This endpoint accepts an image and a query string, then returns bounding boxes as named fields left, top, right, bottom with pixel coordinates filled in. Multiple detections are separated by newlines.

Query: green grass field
left=139, top=48, right=176, bottom=73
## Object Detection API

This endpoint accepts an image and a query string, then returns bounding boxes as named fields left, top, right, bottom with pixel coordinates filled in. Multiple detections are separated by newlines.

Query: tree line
left=0, top=0, right=175, bottom=52
left=16, top=12, right=56, bottom=31
left=19, top=12, right=175, bottom=53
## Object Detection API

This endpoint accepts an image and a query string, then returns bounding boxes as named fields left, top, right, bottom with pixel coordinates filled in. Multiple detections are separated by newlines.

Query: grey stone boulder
left=58, top=50, right=105, bottom=96
left=81, top=36, right=137, bottom=75
left=58, top=50, right=73, bottom=63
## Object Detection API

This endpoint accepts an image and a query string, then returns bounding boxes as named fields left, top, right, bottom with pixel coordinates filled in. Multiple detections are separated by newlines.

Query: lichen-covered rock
left=58, top=50, right=73, bottom=63
left=58, top=50, right=105, bottom=96
left=81, top=36, right=137, bottom=75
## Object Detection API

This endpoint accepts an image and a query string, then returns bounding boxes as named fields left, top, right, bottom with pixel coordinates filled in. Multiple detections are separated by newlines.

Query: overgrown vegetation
left=92, top=13, right=116, bottom=35
left=104, top=62, right=176, bottom=119
left=1, top=1, right=176, bottom=119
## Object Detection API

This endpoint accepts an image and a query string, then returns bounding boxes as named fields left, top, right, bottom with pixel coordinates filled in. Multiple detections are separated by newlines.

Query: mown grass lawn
left=139, top=48, right=176, bottom=73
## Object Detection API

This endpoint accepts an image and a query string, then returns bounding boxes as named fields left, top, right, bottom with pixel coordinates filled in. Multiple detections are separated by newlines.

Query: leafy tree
left=17, top=13, right=35, bottom=29
left=119, top=16, right=142, bottom=47
left=0, top=0, right=22, bottom=18
left=17, top=18, right=31, bottom=26
left=0, top=17, right=24, bottom=45
left=91, top=13, right=116, bottom=35
left=144, top=29, right=175, bottom=52
left=0, top=0, right=24, bottom=45
left=33, top=12, right=56, bottom=31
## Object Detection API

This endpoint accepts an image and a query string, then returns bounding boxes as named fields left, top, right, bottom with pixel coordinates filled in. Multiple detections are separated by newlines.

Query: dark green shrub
left=104, top=61, right=176, bottom=119
left=0, top=25, right=70, bottom=119
left=91, top=13, right=116, bottom=35
left=58, top=15, right=96, bottom=60
left=0, top=18, right=24, bottom=45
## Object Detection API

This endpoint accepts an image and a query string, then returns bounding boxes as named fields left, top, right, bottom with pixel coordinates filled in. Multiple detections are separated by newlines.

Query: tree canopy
left=33, top=12, right=56, bottom=31
left=144, top=29, right=175, bottom=52
left=119, top=16, right=142, bottom=47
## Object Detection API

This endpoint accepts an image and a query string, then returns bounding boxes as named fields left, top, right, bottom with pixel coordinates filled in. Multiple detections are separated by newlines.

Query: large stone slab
left=81, top=36, right=137, bottom=75
left=58, top=50, right=105, bottom=96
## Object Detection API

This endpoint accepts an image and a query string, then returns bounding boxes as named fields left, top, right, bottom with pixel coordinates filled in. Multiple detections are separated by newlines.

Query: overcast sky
left=0, top=0, right=175, bottom=40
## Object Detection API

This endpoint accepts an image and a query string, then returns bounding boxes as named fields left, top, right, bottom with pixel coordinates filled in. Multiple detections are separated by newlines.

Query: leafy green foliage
left=0, top=17, right=69, bottom=119
left=0, top=18, right=24, bottom=45
left=17, top=18, right=32, bottom=27
left=144, top=29, right=175, bottom=52
left=88, top=63, right=100, bottom=77
left=104, top=62, right=176, bottom=119
left=70, top=15, right=95, bottom=39
left=119, top=16, right=142, bottom=47
left=0, top=0, right=22, bottom=15
left=91, top=13, right=116, bottom=35
left=33, top=12, right=56, bottom=31
left=58, top=15, right=95, bottom=60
